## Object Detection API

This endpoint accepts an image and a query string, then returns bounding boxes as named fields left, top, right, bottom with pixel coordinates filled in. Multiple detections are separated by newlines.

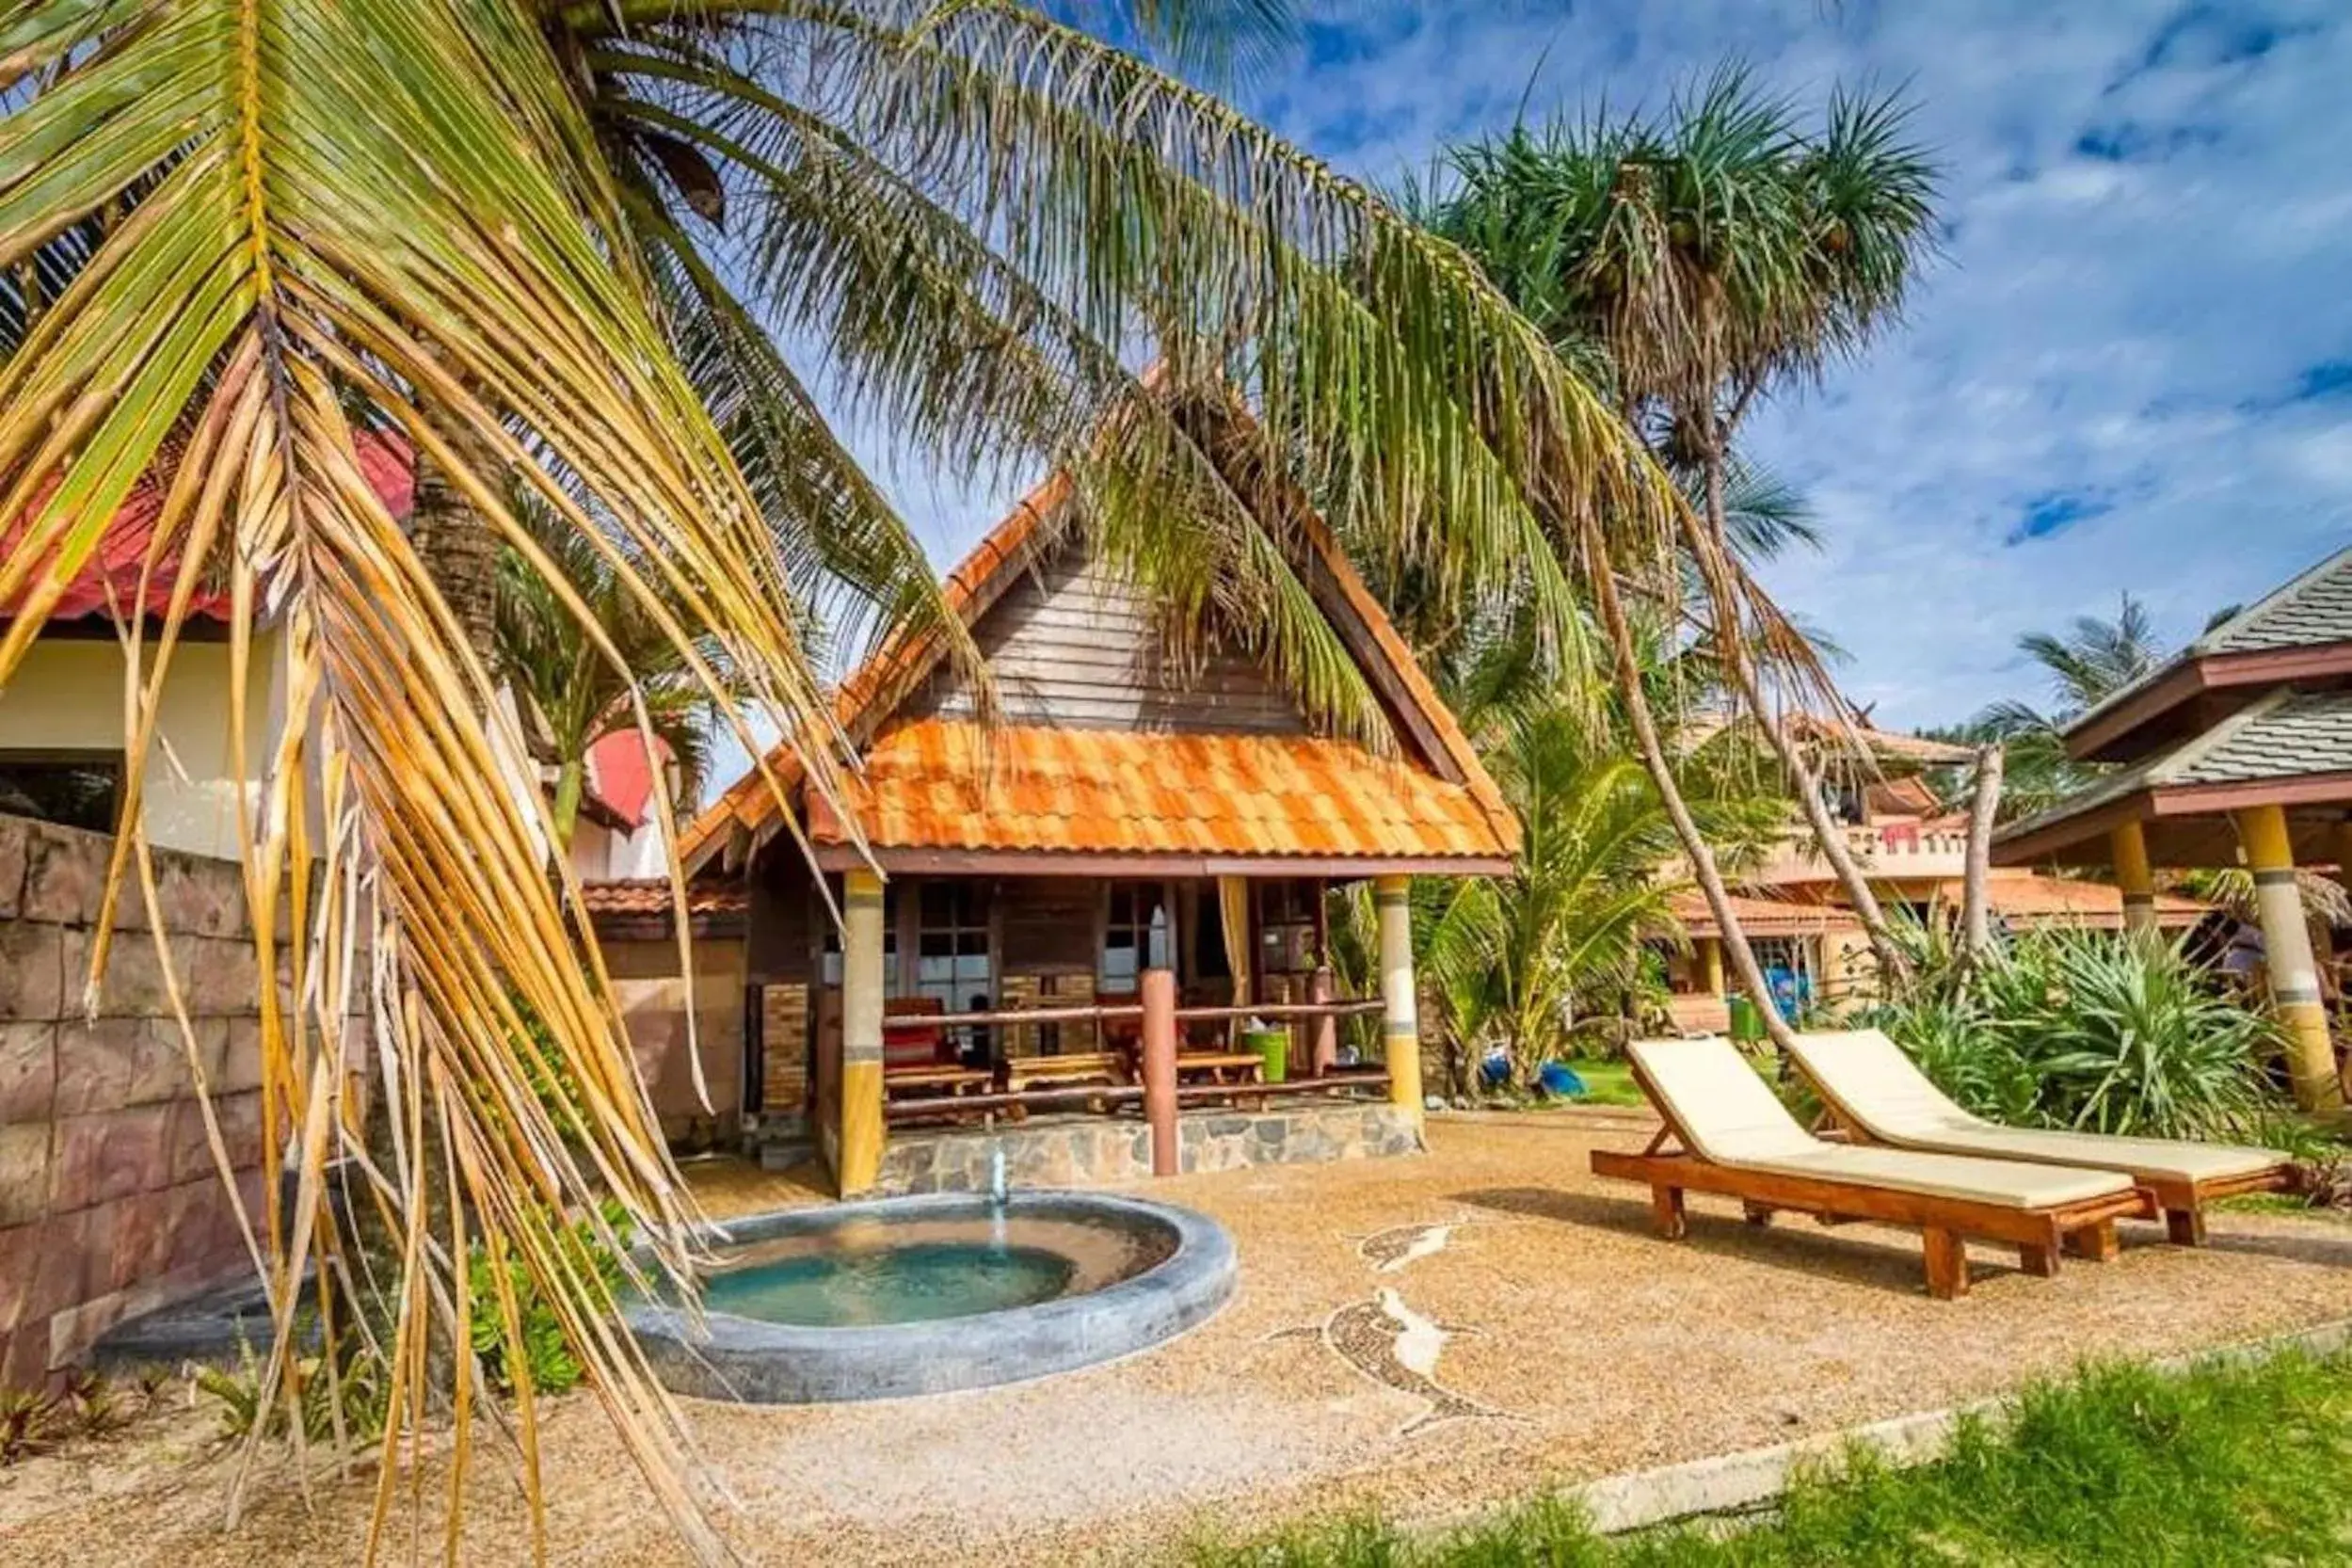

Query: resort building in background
left=1660, top=717, right=2207, bottom=1032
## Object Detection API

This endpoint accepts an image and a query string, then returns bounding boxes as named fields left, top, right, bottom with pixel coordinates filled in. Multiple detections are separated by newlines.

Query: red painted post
left=1308, top=965, right=1338, bottom=1078
left=1142, top=967, right=1178, bottom=1176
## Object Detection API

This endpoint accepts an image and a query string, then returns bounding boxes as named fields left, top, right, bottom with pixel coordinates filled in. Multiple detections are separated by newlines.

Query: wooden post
left=2232, top=804, right=2342, bottom=1112
left=1308, top=965, right=1339, bottom=1078
left=1375, top=875, right=1424, bottom=1129
left=1142, top=966, right=1178, bottom=1176
left=2111, top=820, right=2159, bottom=940
left=1700, top=936, right=1725, bottom=998
left=838, top=868, right=888, bottom=1195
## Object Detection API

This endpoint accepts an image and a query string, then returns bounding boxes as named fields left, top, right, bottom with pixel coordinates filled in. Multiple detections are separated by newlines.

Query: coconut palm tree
left=1971, top=594, right=2165, bottom=818
left=1426, top=68, right=1940, bottom=995
left=0, top=2, right=1699, bottom=1550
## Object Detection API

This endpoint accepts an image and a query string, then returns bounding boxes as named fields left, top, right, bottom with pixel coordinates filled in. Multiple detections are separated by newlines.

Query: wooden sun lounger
left=1785, top=1029, right=2296, bottom=1248
left=1592, top=1038, right=2155, bottom=1300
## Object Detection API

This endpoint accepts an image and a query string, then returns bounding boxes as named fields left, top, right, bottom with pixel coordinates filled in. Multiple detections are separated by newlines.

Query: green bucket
left=1241, top=1027, right=1289, bottom=1083
left=1727, top=995, right=1767, bottom=1044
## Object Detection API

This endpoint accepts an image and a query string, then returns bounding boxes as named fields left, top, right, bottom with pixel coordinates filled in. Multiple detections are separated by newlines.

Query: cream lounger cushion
left=1627, top=1037, right=2134, bottom=1211
left=1788, top=1029, right=2283, bottom=1187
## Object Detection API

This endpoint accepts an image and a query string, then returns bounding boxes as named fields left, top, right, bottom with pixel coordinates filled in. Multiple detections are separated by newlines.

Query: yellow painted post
left=2110, top=820, right=2159, bottom=939
left=1700, top=936, right=1726, bottom=998
left=2232, top=805, right=2343, bottom=1112
left=838, top=867, right=888, bottom=1194
left=1375, top=875, right=1424, bottom=1131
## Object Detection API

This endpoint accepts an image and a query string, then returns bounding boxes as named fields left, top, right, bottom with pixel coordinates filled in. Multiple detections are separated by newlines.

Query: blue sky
left=734, top=1, right=2352, bottom=793
left=1243, top=0, right=2352, bottom=729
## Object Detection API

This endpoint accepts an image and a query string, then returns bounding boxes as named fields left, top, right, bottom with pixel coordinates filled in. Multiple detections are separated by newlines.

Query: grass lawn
left=1556, top=1058, right=1644, bottom=1108
left=1187, top=1351, right=2352, bottom=1566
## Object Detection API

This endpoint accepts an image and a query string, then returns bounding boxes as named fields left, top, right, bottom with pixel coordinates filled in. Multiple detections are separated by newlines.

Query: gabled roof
left=2065, top=544, right=2352, bottom=762
left=2189, top=544, right=2352, bottom=655
left=684, top=450, right=1516, bottom=876
left=1993, top=686, right=2352, bottom=868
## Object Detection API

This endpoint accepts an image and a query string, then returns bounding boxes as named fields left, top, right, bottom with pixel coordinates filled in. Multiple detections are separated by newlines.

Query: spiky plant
left=0, top=1, right=1697, bottom=1556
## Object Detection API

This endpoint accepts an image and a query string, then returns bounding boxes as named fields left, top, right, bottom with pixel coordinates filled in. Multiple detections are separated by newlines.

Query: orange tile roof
left=1667, top=890, right=1863, bottom=938
left=1927, top=872, right=2209, bottom=929
left=801, top=718, right=1513, bottom=864
left=683, top=411, right=1520, bottom=872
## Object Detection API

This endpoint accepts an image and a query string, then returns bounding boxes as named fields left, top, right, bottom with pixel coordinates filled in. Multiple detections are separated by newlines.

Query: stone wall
left=873, top=1102, right=1421, bottom=1195
left=0, top=814, right=269, bottom=1390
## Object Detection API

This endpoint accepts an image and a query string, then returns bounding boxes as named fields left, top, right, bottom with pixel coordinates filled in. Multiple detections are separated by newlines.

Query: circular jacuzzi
left=625, top=1191, right=1236, bottom=1403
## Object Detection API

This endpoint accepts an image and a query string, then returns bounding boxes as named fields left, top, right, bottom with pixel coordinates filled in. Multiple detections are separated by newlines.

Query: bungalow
left=646, top=464, right=1518, bottom=1196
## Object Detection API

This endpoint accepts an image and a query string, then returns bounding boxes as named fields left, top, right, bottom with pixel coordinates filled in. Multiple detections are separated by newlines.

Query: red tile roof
left=1929, top=872, right=2209, bottom=930
left=801, top=718, right=1512, bottom=864
left=577, top=879, right=749, bottom=925
left=1668, top=890, right=1863, bottom=938
left=2, top=431, right=411, bottom=621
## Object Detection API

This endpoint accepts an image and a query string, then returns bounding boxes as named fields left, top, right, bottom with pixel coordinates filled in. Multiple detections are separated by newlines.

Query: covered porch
left=748, top=861, right=1433, bottom=1194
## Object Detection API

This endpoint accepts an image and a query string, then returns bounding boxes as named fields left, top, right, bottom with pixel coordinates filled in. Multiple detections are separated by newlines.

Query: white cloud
left=711, top=1, right=2352, bottom=795
left=1240, top=0, right=2352, bottom=729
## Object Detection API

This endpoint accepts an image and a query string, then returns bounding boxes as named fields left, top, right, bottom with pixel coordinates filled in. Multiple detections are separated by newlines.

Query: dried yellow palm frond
left=0, top=0, right=840, bottom=1558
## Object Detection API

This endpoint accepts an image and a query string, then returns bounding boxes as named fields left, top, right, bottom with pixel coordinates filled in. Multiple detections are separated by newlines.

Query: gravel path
left=7, top=1112, right=2351, bottom=1565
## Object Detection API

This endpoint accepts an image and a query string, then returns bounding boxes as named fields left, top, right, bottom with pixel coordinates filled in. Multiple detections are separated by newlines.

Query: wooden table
left=1175, top=1050, right=1268, bottom=1086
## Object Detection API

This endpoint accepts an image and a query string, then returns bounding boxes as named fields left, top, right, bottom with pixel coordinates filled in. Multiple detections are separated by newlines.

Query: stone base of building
left=870, top=1102, right=1421, bottom=1196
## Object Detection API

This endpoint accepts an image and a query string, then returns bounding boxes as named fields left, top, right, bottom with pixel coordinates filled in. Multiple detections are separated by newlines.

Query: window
left=1255, top=879, right=1320, bottom=977
left=1101, top=881, right=1173, bottom=992
left=0, top=753, right=122, bottom=835
left=915, top=879, right=992, bottom=1025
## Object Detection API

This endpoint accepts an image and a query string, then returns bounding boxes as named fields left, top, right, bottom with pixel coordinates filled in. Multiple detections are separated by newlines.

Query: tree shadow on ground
left=2203, top=1224, right=2352, bottom=1271
left=1448, top=1183, right=2051, bottom=1299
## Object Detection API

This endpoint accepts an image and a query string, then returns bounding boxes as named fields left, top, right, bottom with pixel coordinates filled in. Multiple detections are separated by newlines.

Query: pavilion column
left=1375, top=875, right=1424, bottom=1130
left=2232, top=805, right=2343, bottom=1112
left=1700, top=936, right=1726, bottom=997
left=2110, top=820, right=2159, bottom=940
left=838, top=868, right=888, bottom=1194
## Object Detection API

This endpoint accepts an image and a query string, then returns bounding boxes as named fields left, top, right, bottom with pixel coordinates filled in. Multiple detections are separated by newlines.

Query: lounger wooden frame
left=1593, top=1057, right=2156, bottom=1300
left=1795, top=1068, right=2296, bottom=1250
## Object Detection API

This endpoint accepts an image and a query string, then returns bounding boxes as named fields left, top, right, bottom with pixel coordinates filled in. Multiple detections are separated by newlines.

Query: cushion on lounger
left=1626, top=1037, right=2136, bottom=1210
left=1626, top=1037, right=1817, bottom=1164
left=1788, top=1030, right=2285, bottom=1187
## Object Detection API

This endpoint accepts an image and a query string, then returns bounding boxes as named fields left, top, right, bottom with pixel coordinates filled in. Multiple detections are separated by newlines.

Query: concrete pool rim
left=622, top=1189, right=1238, bottom=1403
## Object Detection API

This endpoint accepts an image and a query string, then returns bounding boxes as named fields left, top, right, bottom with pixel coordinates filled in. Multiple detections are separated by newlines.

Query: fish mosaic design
left=1271, top=1288, right=1508, bottom=1436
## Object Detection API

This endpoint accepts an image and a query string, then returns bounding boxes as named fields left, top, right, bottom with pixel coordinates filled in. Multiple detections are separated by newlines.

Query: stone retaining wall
left=872, top=1102, right=1421, bottom=1195
left=0, top=815, right=270, bottom=1390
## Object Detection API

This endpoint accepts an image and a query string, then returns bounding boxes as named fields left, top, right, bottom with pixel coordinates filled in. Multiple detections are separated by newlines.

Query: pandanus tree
left=0, top=0, right=1697, bottom=1554
left=1427, top=67, right=1941, bottom=1002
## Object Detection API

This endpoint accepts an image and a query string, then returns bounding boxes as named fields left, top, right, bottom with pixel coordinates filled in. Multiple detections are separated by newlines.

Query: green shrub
left=466, top=1199, right=633, bottom=1396
left=1854, top=927, right=2281, bottom=1140
left=194, top=1325, right=387, bottom=1444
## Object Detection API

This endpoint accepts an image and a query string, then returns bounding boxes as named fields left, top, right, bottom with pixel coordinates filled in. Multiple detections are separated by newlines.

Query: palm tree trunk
left=551, top=758, right=586, bottom=851
left=408, top=439, right=504, bottom=664
left=1685, top=453, right=1912, bottom=990
left=1960, top=744, right=2003, bottom=961
left=1581, top=516, right=1797, bottom=1053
